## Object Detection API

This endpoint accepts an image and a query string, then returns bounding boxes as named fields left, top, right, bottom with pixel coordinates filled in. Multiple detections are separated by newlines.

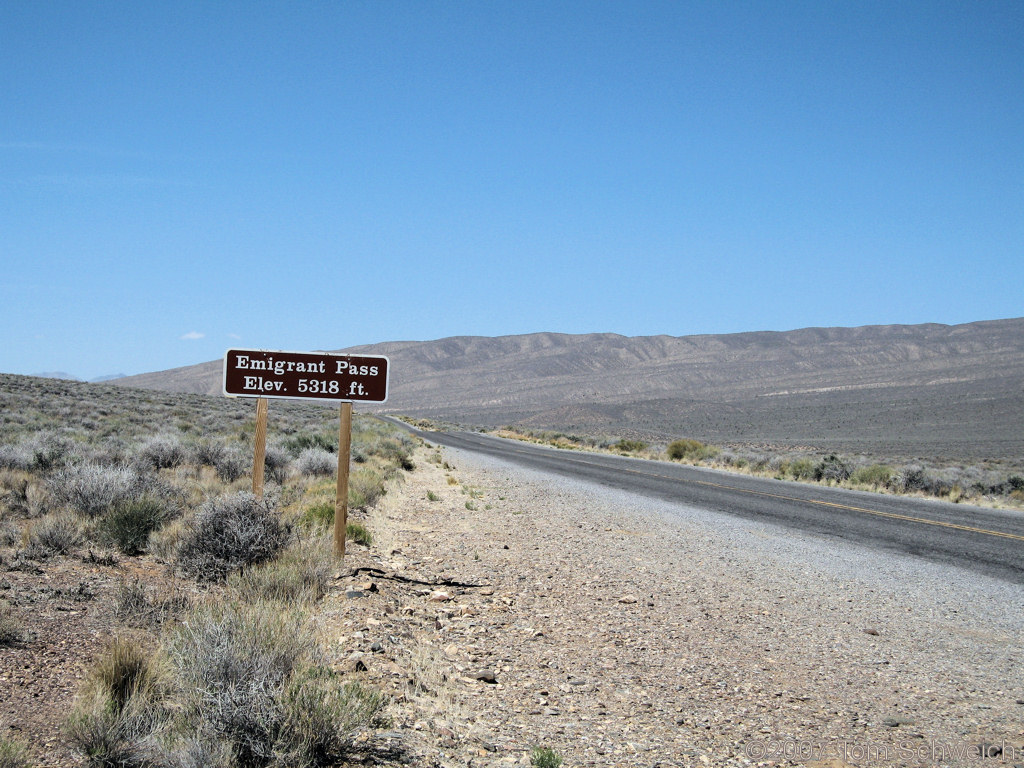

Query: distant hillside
left=113, top=318, right=1024, bottom=460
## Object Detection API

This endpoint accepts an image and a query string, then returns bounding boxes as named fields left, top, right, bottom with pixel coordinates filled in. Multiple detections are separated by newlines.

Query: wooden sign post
left=334, top=402, right=353, bottom=558
left=252, top=397, right=269, bottom=498
left=222, top=348, right=390, bottom=560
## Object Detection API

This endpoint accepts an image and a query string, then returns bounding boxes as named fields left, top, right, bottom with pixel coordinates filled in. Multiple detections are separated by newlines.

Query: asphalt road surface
left=390, top=422, right=1024, bottom=585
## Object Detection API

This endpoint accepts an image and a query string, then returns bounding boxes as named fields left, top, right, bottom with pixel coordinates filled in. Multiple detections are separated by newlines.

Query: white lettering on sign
left=335, top=360, right=380, bottom=377
left=235, top=354, right=327, bottom=376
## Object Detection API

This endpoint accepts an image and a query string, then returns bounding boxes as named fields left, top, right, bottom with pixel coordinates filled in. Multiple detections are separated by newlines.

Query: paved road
left=390, top=421, right=1024, bottom=585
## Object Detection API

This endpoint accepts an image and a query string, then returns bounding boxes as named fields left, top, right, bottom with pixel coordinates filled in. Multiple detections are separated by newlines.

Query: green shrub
left=531, top=746, right=563, bottom=768
left=65, top=637, right=166, bottom=766
left=614, top=439, right=647, bottom=453
left=279, top=668, right=385, bottom=765
left=301, top=501, right=336, bottom=529
left=176, top=492, right=289, bottom=581
left=787, top=457, right=817, bottom=480
left=99, top=497, right=170, bottom=555
left=346, top=522, right=373, bottom=547
left=0, top=601, right=24, bottom=646
left=285, top=431, right=338, bottom=457
left=348, top=467, right=385, bottom=510
left=0, top=735, right=30, bottom=768
left=667, top=438, right=718, bottom=461
left=851, top=464, right=893, bottom=487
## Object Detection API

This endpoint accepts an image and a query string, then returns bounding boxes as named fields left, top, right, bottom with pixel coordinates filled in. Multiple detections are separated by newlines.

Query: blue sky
left=2, top=1, right=1021, bottom=380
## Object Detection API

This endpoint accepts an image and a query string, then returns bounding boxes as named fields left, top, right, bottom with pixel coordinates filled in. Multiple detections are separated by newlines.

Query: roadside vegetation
left=495, top=426, right=1024, bottom=509
left=0, top=373, right=416, bottom=765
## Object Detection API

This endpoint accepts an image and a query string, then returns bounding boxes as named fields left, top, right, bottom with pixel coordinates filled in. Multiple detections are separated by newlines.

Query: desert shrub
left=28, top=512, right=83, bottom=555
left=165, top=601, right=311, bottom=766
left=614, top=439, right=647, bottom=453
left=0, top=445, right=31, bottom=473
left=114, top=579, right=190, bottom=629
left=300, top=501, right=335, bottom=530
left=176, top=492, right=289, bottom=581
left=0, top=520, right=20, bottom=547
left=213, top=446, right=248, bottom=483
left=278, top=669, right=385, bottom=766
left=48, top=464, right=146, bottom=518
left=295, top=448, right=336, bottom=477
left=0, top=601, right=24, bottom=646
left=346, top=522, right=373, bottom=547
left=0, top=735, right=31, bottom=768
left=667, top=438, right=717, bottom=461
left=1008, top=476, right=1024, bottom=492
left=348, top=467, right=385, bottom=510
left=263, top=446, right=290, bottom=485
left=284, top=431, right=337, bottom=457
left=851, top=464, right=893, bottom=487
left=136, top=434, right=188, bottom=470
left=531, top=746, right=563, bottom=768
left=787, top=457, right=817, bottom=480
left=22, top=431, right=77, bottom=472
left=65, top=637, right=167, bottom=767
left=228, top=536, right=331, bottom=604
left=98, top=497, right=172, bottom=555
left=814, top=454, right=851, bottom=483
left=890, top=465, right=926, bottom=493
left=192, top=440, right=227, bottom=468
left=372, top=436, right=415, bottom=471
left=161, top=600, right=385, bottom=766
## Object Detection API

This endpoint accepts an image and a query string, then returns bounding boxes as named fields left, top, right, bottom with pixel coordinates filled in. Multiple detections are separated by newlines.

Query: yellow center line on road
left=504, top=444, right=1024, bottom=543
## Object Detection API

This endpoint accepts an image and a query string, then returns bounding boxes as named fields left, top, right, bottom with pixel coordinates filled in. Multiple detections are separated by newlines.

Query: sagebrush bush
left=136, top=434, right=188, bottom=470
left=214, top=446, right=249, bottom=483
left=176, top=492, right=289, bottom=581
left=157, top=600, right=384, bottom=767
left=295, top=448, right=336, bottom=477
left=166, top=601, right=311, bottom=766
left=263, top=446, right=290, bottom=485
left=814, top=454, right=851, bottom=483
left=48, top=464, right=146, bottom=518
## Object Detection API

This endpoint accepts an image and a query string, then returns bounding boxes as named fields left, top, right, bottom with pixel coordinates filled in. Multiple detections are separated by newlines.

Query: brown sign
left=223, top=348, right=389, bottom=403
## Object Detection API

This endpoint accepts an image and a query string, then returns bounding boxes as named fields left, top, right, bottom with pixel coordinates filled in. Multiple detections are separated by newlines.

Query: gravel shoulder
left=329, top=441, right=1024, bottom=767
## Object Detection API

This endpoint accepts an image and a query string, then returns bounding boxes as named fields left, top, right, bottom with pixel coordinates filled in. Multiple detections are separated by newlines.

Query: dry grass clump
left=0, top=734, right=31, bottom=768
left=227, top=534, right=331, bottom=604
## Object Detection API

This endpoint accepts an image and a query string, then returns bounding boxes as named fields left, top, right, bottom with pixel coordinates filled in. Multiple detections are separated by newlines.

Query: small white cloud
left=227, top=333, right=241, bottom=340
left=181, top=331, right=205, bottom=340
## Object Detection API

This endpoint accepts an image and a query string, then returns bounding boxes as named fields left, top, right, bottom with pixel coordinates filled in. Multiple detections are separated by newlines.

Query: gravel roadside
left=328, top=441, right=1024, bottom=767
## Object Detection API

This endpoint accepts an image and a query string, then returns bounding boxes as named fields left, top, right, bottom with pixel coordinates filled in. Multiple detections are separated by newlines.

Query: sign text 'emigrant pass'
left=223, top=349, right=389, bottom=403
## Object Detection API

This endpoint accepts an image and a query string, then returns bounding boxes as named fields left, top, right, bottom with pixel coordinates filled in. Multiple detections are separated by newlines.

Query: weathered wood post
left=252, top=397, right=269, bottom=498
left=334, top=401, right=353, bottom=558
